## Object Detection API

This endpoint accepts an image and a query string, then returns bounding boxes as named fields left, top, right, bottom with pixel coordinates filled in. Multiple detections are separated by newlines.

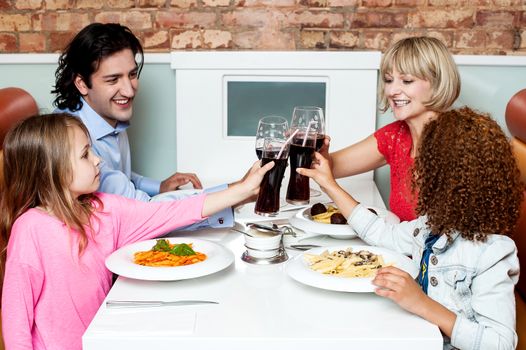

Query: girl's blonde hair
left=0, top=113, right=102, bottom=287
left=378, top=36, right=460, bottom=113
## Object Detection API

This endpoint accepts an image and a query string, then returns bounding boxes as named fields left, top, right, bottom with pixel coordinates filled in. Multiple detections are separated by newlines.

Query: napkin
left=90, top=308, right=197, bottom=336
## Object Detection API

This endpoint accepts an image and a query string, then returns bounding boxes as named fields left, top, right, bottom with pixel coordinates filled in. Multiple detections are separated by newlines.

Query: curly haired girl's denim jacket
left=348, top=204, right=519, bottom=350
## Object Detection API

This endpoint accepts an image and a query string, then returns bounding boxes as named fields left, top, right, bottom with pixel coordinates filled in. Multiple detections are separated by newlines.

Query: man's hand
left=160, top=172, right=203, bottom=193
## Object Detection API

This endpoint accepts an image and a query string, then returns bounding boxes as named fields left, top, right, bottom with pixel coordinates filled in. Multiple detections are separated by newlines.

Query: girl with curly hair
left=300, top=107, right=522, bottom=349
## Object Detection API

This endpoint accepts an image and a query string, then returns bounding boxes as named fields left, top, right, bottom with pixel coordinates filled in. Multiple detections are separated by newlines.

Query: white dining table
left=82, top=180, right=443, bottom=350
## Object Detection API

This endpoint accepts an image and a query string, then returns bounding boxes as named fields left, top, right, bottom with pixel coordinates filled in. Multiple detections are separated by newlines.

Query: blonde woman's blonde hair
left=378, top=36, right=460, bottom=113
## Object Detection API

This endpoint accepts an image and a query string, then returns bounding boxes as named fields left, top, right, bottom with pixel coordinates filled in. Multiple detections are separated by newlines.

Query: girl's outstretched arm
left=202, top=160, right=274, bottom=217
left=373, top=266, right=456, bottom=337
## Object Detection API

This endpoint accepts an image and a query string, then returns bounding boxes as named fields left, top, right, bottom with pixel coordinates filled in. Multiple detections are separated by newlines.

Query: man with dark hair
left=53, top=22, right=233, bottom=229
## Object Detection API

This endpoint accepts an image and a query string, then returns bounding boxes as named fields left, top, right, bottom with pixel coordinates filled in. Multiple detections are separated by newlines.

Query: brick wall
left=0, top=0, right=525, bottom=54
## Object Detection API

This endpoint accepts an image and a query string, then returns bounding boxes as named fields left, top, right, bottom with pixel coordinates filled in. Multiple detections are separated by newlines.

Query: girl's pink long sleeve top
left=2, top=192, right=206, bottom=350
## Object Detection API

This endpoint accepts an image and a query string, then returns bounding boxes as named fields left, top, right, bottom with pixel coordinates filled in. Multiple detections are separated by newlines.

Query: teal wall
left=0, top=64, right=56, bottom=113
left=2, top=61, right=526, bottom=207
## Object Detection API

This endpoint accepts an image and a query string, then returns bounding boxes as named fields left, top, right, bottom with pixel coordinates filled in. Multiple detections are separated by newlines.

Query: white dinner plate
left=287, top=244, right=418, bottom=293
left=289, top=203, right=400, bottom=239
left=105, top=238, right=234, bottom=281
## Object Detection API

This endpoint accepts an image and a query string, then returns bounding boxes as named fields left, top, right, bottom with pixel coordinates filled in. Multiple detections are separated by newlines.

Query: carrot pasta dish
left=134, top=239, right=207, bottom=267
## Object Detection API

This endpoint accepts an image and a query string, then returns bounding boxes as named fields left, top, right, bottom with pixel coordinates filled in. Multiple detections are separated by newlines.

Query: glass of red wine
left=291, top=106, right=325, bottom=151
left=255, top=116, right=289, bottom=159
left=254, top=137, right=290, bottom=216
left=288, top=106, right=325, bottom=198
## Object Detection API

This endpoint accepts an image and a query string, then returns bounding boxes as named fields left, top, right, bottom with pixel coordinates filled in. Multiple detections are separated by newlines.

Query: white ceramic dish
left=245, top=231, right=281, bottom=248
left=289, top=203, right=400, bottom=239
left=287, top=244, right=418, bottom=293
left=244, top=230, right=282, bottom=258
left=105, top=238, right=234, bottom=281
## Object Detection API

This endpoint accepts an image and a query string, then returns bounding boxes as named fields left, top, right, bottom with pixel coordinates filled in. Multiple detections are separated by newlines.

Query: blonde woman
left=324, top=36, right=460, bottom=221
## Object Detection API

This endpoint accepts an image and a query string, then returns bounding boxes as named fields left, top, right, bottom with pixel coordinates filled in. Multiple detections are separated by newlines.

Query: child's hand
left=296, top=152, right=338, bottom=193
left=372, top=266, right=428, bottom=315
left=240, top=160, right=275, bottom=197
left=203, top=161, right=274, bottom=217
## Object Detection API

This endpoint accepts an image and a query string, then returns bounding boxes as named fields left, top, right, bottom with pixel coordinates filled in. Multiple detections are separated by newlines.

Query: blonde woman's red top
left=374, top=120, right=417, bottom=221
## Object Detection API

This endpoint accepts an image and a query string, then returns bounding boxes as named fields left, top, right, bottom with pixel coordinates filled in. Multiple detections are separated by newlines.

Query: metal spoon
left=246, top=222, right=282, bottom=234
left=231, top=228, right=255, bottom=237
left=288, top=244, right=321, bottom=251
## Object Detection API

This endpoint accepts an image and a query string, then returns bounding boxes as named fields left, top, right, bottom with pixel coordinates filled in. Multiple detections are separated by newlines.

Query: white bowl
left=244, top=230, right=282, bottom=249
left=244, top=228, right=282, bottom=259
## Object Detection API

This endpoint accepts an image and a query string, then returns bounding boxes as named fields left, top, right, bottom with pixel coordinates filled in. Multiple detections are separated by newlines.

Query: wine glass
left=255, top=116, right=289, bottom=159
left=254, top=137, right=290, bottom=216
left=291, top=106, right=325, bottom=151
left=289, top=106, right=325, bottom=198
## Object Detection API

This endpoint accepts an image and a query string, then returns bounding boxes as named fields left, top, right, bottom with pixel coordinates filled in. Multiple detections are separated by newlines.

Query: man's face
left=74, top=49, right=139, bottom=127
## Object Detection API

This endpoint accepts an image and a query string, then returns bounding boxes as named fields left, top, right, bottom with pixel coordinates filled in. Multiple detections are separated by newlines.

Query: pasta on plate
left=134, top=239, right=207, bottom=267
left=304, top=248, right=386, bottom=278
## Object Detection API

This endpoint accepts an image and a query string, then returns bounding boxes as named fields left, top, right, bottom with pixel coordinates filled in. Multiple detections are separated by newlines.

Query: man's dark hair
left=52, top=23, right=144, bottom=111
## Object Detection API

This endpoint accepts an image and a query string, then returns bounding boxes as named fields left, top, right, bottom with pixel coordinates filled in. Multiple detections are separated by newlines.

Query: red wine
left=255, top=157, right=288, bottom=215
left=315, top=134, right=325, bottom=151
left=286, top=139, right=315, bottom=205
left=256, top=148, right=263, bottom=160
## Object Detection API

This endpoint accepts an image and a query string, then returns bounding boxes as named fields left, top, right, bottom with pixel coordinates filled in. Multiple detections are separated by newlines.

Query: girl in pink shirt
left=0, top=113, right=273, bottom=350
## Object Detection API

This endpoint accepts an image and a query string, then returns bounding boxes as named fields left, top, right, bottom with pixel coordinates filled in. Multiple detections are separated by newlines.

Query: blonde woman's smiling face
left=68, top=125, right=101, bottom=198
left=383, top=68, right=433, bottom=122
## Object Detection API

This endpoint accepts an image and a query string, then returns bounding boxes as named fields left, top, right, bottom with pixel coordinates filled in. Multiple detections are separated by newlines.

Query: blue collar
left=76, top=97, right=130, bottom=140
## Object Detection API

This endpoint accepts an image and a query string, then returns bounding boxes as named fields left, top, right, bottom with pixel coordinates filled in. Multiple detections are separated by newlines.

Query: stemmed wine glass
left=255, top=116, right=289, bottom=159
left=289, top=106, right=325, bottom=198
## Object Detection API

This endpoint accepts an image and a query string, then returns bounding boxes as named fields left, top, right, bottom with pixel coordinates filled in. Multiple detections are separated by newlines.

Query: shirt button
left=430, top=276, right=438, bottom=287
left=431, top=256, right=438, bottom=265
left=413, top=228, right=420, bottom=237
left=218, top=218, right=224, bottom=224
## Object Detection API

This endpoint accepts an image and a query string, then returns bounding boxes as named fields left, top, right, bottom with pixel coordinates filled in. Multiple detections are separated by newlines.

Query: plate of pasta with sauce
left=105, top=238, right=234, bottom=281
left=287, top=245, right=418, bottom=292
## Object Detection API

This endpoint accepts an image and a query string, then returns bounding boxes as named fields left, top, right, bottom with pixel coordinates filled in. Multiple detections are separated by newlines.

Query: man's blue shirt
left=55, top=99, right=233, bottom=230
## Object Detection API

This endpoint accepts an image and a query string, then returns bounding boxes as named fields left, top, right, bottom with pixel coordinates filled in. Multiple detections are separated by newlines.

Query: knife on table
left=106, top=300, right=218, bottom=308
